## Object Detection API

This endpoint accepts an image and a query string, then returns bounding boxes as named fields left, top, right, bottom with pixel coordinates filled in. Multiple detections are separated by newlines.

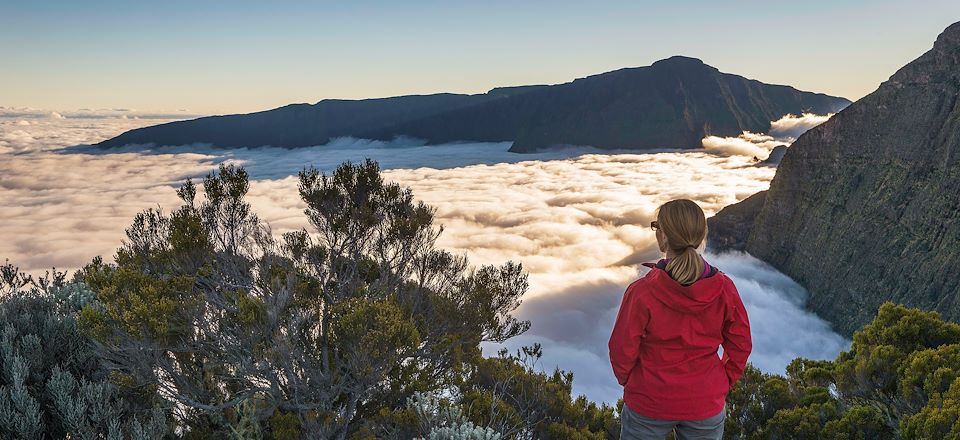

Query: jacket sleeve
left=720, top=281, right=752, bottom=388
left=608, top=282, right=648, bottom=386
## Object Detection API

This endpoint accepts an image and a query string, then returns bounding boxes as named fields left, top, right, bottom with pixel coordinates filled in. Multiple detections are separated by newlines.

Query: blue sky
left=3, top=0, right=960, bottom=114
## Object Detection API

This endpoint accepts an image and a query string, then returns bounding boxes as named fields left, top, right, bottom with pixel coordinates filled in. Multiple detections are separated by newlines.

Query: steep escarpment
left=707, top=191, right=766, bottom=252
left=95, top=57, right=849, bottom=151
left=709, top=21, right=960, bottom=336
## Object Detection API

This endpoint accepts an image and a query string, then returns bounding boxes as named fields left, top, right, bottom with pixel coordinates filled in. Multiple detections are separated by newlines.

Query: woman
left=609, top=199, right=752, bottom=440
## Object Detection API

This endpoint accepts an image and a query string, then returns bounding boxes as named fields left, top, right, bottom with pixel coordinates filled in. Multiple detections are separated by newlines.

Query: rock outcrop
left=95, top=57, right=849, bottom=151
left=709, top=21, right=960, bottom=336
left=760, top=145, right=789, bottom=165
left=707, top=191, right=766, bottom=252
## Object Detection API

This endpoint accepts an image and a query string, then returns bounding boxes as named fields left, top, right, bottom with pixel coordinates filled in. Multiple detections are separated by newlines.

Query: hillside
left=95, top=57, right=849, bottom=151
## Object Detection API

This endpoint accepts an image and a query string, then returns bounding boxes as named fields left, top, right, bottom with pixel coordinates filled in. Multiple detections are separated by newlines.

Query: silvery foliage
left=43, top=366, right=167, bottom=440
left=408, top=392, right=502, bottom=440
left=49, top=281, right=98, bottom=312
left=0, top=261, right=168, bottom=439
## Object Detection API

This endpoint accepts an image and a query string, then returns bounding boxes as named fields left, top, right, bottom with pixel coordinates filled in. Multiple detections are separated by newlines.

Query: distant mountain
left=95, top=57, right=849, bottom=152
left=708, top=21, right=960, bottom=336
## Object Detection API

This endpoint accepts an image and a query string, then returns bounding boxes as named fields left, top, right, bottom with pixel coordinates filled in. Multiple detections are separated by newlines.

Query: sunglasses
left=650, top=221, right=660, bottom=231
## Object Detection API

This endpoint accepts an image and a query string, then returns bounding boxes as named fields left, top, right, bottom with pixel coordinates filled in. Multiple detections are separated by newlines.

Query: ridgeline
left=95, top=56, right=849, bottom=152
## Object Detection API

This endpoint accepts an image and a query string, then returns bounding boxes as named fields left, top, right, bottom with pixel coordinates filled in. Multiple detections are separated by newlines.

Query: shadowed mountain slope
left=96, top=56, right=848, bottom=152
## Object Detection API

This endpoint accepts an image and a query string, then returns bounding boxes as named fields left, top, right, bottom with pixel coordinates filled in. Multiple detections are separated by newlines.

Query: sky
left=3, top=0, right=960, bottom=114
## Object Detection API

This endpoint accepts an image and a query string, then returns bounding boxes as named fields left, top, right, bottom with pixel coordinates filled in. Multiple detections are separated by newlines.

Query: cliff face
left=95, top=57, right=849, bottom=151
left=707, top=191, right=766, bottom=252
left=709, top=21, right=960, bottom=336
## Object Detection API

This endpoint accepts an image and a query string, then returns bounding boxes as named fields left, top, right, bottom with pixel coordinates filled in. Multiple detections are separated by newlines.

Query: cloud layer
left=0, top=113, right=849, bottom=404
left=769, top=112, right=833, bottom=139
left=700, top=113, right=833, bottom=159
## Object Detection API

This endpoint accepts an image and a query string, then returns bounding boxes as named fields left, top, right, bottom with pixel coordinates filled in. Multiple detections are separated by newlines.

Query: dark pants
left=620, top=404, right=725, bottom=440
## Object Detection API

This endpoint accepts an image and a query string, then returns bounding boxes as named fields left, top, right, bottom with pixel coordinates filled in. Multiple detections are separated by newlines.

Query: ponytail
left=655, top=199, right=707, bottom=285
left=665, top=245, right=704, bottom=285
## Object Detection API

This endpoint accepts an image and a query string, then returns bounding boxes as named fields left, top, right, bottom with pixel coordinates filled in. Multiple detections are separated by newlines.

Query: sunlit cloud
left=769, top=112, right=833, bottom=139
left=0, top=113, right=849, bottom=405
left=700, top=113, right=834, bottom=160
left=702, top=131, right=783, bottom=157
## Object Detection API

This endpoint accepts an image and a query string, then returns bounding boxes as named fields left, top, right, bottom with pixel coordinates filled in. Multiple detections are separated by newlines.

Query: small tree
left=82, top=161, right=531, bottom=438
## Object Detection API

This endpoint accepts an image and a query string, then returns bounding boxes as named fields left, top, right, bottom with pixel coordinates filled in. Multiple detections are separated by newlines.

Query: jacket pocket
left=713, top=354, right=732, bottom=393
left=624, top=359, right=642, bottom=386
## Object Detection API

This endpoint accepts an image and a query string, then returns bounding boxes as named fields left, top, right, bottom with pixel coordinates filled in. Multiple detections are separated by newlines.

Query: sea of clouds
left=0, top=108, right=846, bottom=403
left=701, top=113, right=833, bottom=158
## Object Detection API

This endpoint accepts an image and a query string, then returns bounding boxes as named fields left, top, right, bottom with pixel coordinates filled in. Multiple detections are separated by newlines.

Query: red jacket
left=608, top=261, right=752, bottom=420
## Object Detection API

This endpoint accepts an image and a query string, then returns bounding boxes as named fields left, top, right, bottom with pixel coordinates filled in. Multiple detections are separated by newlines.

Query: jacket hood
left=641, top=263, right=727, bottom=313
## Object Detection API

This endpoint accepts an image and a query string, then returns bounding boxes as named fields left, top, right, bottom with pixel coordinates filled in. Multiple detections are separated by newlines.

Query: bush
left=724, top=303, right=960, bottom=439
left=0, top=262, right=168, bottom=439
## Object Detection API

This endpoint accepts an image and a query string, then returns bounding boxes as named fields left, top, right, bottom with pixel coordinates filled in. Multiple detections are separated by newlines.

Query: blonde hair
left=656, top=199, right=707, bottom=285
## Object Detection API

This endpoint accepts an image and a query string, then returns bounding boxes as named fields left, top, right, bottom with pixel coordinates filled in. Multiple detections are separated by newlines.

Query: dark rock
left=709, top=21, right=960, bottom=336
left=761, top=145, right=789, bottom=165
left=95, top=56, right=849, bottom=151
left=707, top=191, right=766, bottom=252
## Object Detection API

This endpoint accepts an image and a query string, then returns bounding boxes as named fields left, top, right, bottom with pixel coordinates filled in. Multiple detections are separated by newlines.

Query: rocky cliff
left=95, top=57, right=849, bottom=151
left=708, top=21, right=960, bottom=336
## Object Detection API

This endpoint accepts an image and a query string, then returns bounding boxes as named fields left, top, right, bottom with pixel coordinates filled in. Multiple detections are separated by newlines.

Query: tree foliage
left=724, top=303, right=960, bottom=439
left=62, top=160, right=612, bottom=438
left=462, top=345, right=619, bottom=439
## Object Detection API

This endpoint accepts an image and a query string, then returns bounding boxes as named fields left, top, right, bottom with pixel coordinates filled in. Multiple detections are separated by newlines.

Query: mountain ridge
left=95, top=56, right=849, bottom=151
